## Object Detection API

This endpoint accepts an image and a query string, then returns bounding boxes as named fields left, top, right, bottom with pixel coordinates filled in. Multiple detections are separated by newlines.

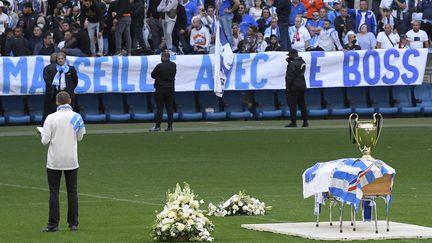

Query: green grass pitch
left=1, top=119, right=432, bottom=242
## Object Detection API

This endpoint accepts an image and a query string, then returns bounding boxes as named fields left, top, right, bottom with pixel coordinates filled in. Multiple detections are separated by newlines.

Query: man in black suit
left=149, top=49, right=176, bottom=132
left=42, top=52, right=78, bottom=123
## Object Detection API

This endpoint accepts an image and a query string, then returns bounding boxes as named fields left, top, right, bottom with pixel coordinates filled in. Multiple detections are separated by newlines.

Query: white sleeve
left=41, top=117, right=52, bottom=145
left=422, top=31, right=429, bottom=41
left=77, top=126, right=86, bottom=142
left=205, top=29, right=211, bottom=48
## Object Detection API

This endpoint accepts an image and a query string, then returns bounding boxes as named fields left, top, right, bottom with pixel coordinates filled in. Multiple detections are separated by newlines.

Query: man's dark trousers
left=47, top=168, right=78, bottom=228
left=286, top=89, right=308, bottom=123
left=155, top=88, right=174, bottom=128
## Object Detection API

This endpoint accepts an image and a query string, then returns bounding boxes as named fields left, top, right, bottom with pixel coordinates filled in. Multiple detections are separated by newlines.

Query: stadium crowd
left=0, top=0, right=431, bottom=57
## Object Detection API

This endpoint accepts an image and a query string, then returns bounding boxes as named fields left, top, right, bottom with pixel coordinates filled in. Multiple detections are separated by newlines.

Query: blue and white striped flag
left=214, top=19, right=234, bottom=98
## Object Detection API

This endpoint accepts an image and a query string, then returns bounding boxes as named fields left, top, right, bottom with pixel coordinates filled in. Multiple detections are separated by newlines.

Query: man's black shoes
left=42, top=226, right=58, bottom=232
left=70, top=225, right=78, bottom=231
left=149, top=127, right=161, bottom=132
left=285, top=122, right=297, bottom=128
left=302, top=121, right=309, bottom=127
left=164, top=127, right=173, bottom=132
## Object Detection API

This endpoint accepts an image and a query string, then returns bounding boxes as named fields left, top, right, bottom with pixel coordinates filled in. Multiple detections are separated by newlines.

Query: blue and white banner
left=0, top=48, right=428, bottom=95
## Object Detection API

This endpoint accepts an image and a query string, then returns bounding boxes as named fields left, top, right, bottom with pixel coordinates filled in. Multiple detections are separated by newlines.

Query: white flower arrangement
left=151, top=183, right=215, bottom=242
left=207, top=191, right=272, bottom=217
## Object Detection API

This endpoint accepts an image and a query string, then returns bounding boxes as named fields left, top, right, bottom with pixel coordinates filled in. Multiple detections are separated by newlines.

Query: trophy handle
left=349, top=113, right=359, bottom=144
left=373, top=113, right=383, bottom=146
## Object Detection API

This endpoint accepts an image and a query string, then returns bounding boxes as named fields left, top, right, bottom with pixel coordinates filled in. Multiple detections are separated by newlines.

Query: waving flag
left=214, top=19, right=234, bottom=97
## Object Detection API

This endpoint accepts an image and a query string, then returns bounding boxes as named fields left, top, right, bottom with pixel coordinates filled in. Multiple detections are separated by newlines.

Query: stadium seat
left=2, top=96, right=31, bottom=125
left=222, top=91, right=253, bottom=119
left=369, top=86, right=398, bottom=115
left=76, top=94, right=106, bottom=122
left=305, top=89, right=328, bottom=117
left=175, top=92, right=203, bottom=121
left=198, top=92, right=226, bottom=120
left=276, top=90, right=301, bottom=118
left=391, top=86, right=421, bottom=114
left=322, top=88, right=352, bottom=116
left=102, top=93, right=131, bottom=122
left=414, top=84, right=432, bottom=114
left=346, top=87, right=375, bottom=115
left=27, top=95, right=44, bottom=124
left=126, top=93, right=154, bottom=121
left=253, top=90, right=283, bottom=119
left=150, top=93, right=179, bottom=121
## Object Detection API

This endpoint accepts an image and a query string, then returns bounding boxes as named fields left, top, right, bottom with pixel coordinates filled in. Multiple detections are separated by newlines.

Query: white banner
left=0, top=48, right=428, bottom=95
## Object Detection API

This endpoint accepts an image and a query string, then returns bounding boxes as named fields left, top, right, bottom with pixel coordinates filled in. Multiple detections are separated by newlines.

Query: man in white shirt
left=406, top=20, right=430, bottom=49
left=0, top=1, right=9, bottom=44
left=314, top=19, right=343, bottom=51
left=264, top=17, right=280, bottom=42
left=376, top=23, right=400, bottom=49
left=289, top=15, right=311, bottom=52
left=41, top=91, right=86, bottom=232
left=190, top=17, right=211, bottom=54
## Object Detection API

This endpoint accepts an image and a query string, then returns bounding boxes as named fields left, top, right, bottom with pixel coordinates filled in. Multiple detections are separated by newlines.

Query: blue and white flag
left=213, top=19, right=234, bottom=97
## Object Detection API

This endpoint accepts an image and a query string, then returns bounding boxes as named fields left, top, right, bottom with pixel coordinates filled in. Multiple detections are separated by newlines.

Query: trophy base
left=360, top=155, right=377, bottom=161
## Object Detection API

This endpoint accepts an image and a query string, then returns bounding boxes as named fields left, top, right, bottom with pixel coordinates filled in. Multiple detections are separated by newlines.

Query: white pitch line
left=0, top=182, right=161, bottom=206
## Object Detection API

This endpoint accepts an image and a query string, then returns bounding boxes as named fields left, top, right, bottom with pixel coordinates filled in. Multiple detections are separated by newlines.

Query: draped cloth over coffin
left=302, top=158, right=396, bottom=210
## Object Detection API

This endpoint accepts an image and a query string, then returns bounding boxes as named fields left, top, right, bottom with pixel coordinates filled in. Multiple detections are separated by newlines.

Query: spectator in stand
left=276, top=0, right=292, bottom=51
left=157, top=0, right=177, bottom=54
left=398, top=33, right=409, bottom=48
left=256, top=32, right=268, bottom=52
left=250, top=0, right=264, bottom=21
left=246, top=25, right=259, bottom=52
left=72, top=6, right=81, bottom=23
left=290, top=0, right=307, bottom=26
left=265, top=0, right=278, bottom=17
left=306, top=11, right=324, bottom=28
left=265, top=34, right=282, bottom=51
left=57, top=30, right=73, bottom=49
left=236, top=3, right=258, bottom=37
left=406, top=20, right=430, bottom=48
left=20, top=2, right=38, bottom=39
left=264, top=17, right=280, bottom=42
left=378, top=7, right=396, bottom=32
left=174, top=1, right=191, bottom=54
left=314, top=19, right=343, bottom=50
left=257, top=8, right=272, bottom=34
left=348, top=0, right=377, bottom=34
left=28, top=26, right=44, bottom=53
left=343, top=32, right=361, bottom=49
left=356, top=23, right=376, bottom=49
left=302, top=0, right=324, bottom=19
left=183, top=0, right=198, bottom=30
left=131, top=0, right=146, bottom=52
left=376, top=23, right=400, bottom=48
left=34, top=32, right=60, bottom=55
left=289, top=15, right=311, bottom=51
left=418, top=0, right=432, bottom=41
left=80, top=0, right=105, bottom=57
left=54, top=0, right=73, bottom=19
left=334, top=6, right=354, bottom=42
left=0, top=1, right=8, bottom=55
left=307, top=26, right=319, bottom=47
left=5, top=27, right=30, bottom=56
left=61, top=23, right=91, bottom=56
left=5, top=1, right=19, bottom=30
left=219, top=0, right=240, bottom=46
left=319, top=8, right=328, bottom=20
left=327, top=0, right=341, bottom=25
left=323, top=0, right=335, bottom=11
left=232, top=23, right=242, bottom=52
left=190, top=16, right=211, bottom=54
left=379, top=0, right=406, bottom=33
left=114, top=0, right=132, bottom=55
left=200, top=4, right=215, bottom=34
left=53, top=21, right=70, bottom=45
left=147, top=0, right=164, bottom=53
